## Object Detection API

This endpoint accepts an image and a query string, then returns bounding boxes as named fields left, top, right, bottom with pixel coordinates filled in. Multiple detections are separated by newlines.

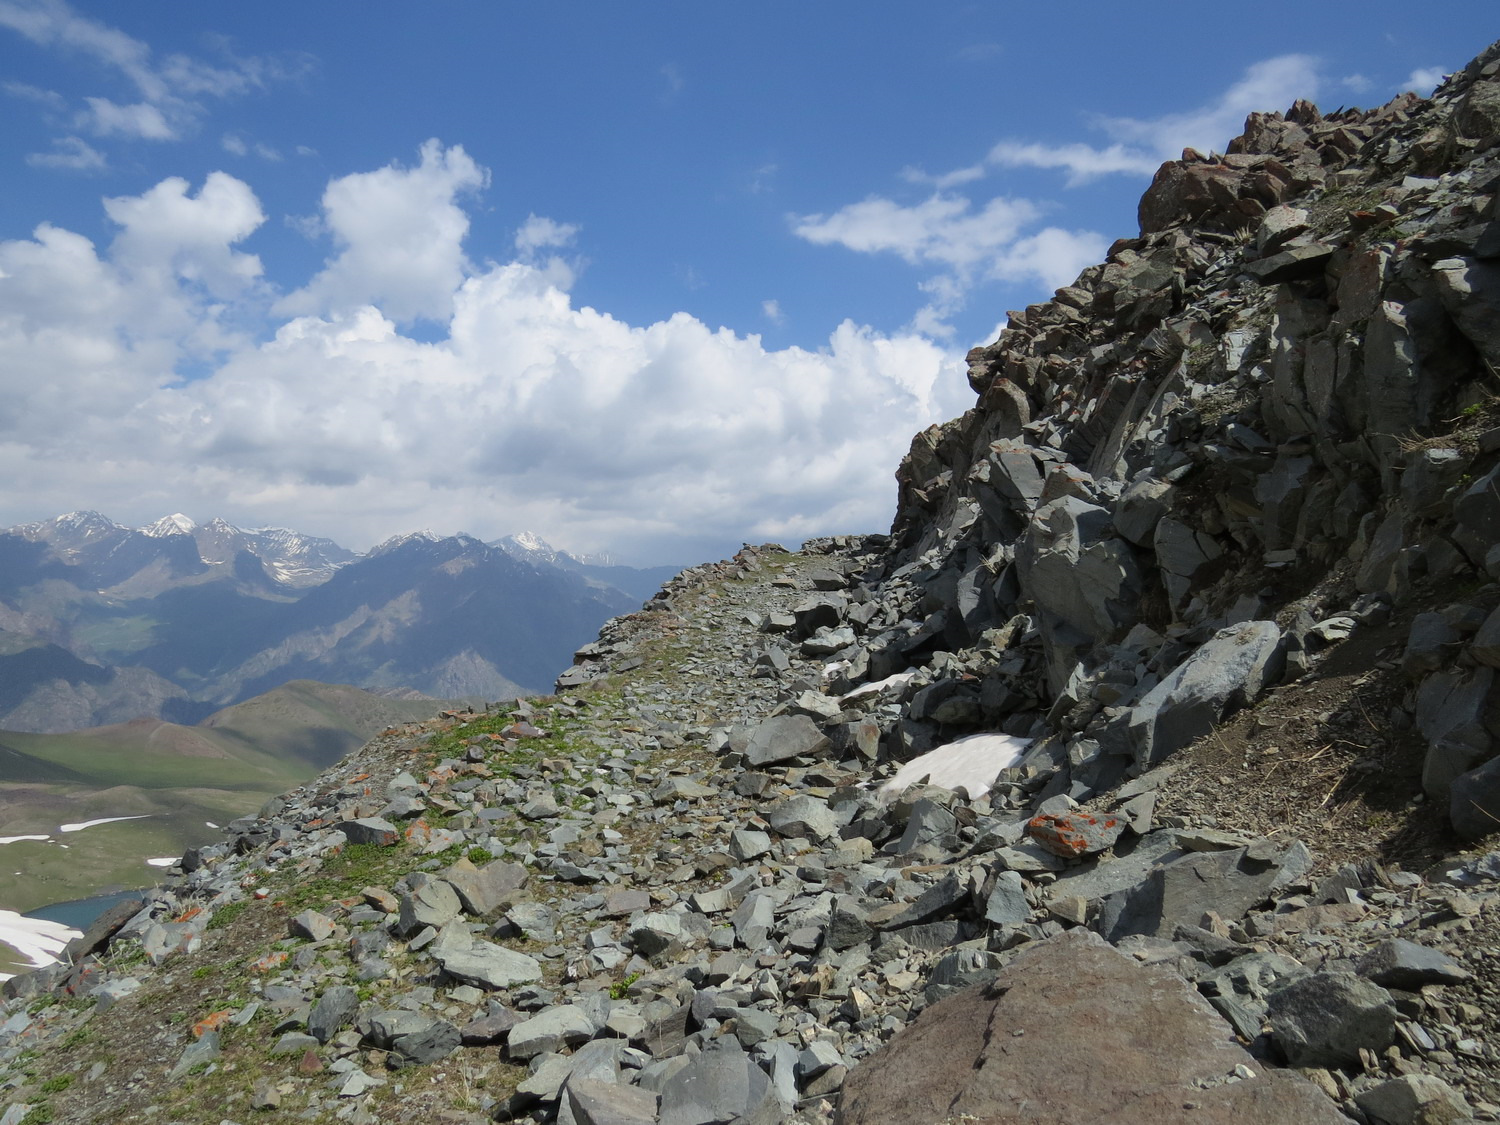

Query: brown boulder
left=836, top=929, right=1345, bottom=1125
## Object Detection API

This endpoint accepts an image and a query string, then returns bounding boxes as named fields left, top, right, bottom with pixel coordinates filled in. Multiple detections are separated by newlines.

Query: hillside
left=0, top=682, right=465, bottom=921
left=2, top=38, right=1500, bottom=1125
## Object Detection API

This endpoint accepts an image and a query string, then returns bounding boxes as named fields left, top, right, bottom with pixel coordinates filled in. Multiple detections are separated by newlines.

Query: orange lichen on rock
left=1027, top=810, right=1125, bottom=857
left=193, top=1009, right=232, bottom=1038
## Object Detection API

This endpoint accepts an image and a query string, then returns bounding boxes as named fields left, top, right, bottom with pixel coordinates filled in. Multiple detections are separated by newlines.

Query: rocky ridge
left=5, top=38, right=1500, bottom=1125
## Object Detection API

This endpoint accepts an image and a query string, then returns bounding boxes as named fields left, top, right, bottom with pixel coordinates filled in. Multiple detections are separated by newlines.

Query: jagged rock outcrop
left=876, top=40, right=1500, bottom=838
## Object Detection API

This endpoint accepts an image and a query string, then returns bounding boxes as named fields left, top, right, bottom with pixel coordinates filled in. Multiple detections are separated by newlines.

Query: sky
left=0, top=2, right=1489, bottom=566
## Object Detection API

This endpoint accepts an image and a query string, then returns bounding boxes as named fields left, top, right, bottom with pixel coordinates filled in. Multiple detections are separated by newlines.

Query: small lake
left=24, top=888, right=148, bottom=930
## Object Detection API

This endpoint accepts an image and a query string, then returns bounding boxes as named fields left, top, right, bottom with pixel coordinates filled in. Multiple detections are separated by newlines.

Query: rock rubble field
left=5, top=35, right=1500, bottom=1125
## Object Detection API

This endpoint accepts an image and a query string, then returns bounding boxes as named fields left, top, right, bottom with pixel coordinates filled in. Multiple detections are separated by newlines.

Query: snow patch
left=59, top=815, right=151, bottom=833
left=146, top=857, right=178, bottom=867
left=0, top=910, right=81, bottom=978
left=0, top=835, right=51, bottom=845
left=876, top=733, right=1031, bottom=802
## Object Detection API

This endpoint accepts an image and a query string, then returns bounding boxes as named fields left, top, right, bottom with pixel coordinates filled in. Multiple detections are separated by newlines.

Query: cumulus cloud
left=0, top=0, right=304, bottom=156
left=793, top=194, right=1039, bottom=271
left=276, top=140, right=487, bottom=324
left=0, top=157, right=972, bottom=565
left=103, top=172, right=265, bottom=297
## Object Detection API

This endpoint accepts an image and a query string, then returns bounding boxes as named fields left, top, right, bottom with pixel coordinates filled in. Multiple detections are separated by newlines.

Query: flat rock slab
left=743, top=714, right=830, bottom=766
left=837, top=929, right=1346, bottom=1125
left=436, top=941, right=543, bottom=989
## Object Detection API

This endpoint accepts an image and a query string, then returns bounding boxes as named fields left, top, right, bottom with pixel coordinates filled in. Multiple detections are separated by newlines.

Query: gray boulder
left=1021, top=496, right=1142, bottom=641
left=563, top=1078, right=660, bottom=1125
left=1416, top=667, right=1495, bottom=800
left=441, top=857, right=529, bottom=917
left=397, top=876, right=463, bottom=936
left=337, top=817, right=401, bottom=846
left=436, top=940, right=544, bottom=989
left=657, top=1038, right=784, bottom=1125
left=1356, top=938, right=1471, bottom=989
left=1266, top=972, right=1397, bottom=1068
left=307, top=984, right=359, bottom=1044
left=1095, top=840, right=1310, bottom=942
left=766, top=794, right=838, bottom=841
left=391, top=1018, right=460, bottom=1064
left=1451, top=753, right=1500, bottom=840
left=1355, top=1074, right=1473, bottom=1125
left=1129, top=621, right=1284, bottom=767
left=742, top=714, right=831, bottom=767
left=508, top=1005, right=596, bottom=1060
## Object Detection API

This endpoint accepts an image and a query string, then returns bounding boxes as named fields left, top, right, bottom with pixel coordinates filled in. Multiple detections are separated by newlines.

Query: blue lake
left=24, top=888, right=148, bottom=931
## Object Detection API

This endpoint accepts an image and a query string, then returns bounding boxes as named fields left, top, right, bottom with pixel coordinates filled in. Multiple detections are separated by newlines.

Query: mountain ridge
left=0, top=515, right=671, bottom=732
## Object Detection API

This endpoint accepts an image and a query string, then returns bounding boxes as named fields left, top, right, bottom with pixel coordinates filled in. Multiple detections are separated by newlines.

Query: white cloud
left=1102, top=54, right=1322, bottom=157
left=660, top=63, right=684, bottom=99
left=793, top=53, right=1324, bottom=333
left=25, top=135, right=105, bottom=171
left=987, top=54, right=1324, bottom=186
left=793, top=193, right=1039, bottom=271
left=103, top=172, right=265, bottom=298
left=4, top=79, right=64, bottom=109
left=956, top=42, right=1002, bottom=62
left=276, top=140, right=487, bottom=324
left=986, top=141, right=1160, bottom=186
left=221, top=132, right=247, bottom=157
left=899, top=163, right=987, bottom=190
left=1404, top=66, right=1447, bottom=95
left=0, top=0, right=302, bottom=155
left=0, top=160, right=973, bottom=565
left=514, top=214, right=579, bottom=258
left=78, top=95, right=174, bottom=139
left=748, top=163, right=777, bottom=194
left=792, top=192, right=1101, bottom=333
left=762, top=299, right=784, bottom=325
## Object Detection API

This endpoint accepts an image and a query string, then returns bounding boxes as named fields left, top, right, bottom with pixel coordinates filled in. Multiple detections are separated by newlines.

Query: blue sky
left=0, top=2, right=1488, bottom=564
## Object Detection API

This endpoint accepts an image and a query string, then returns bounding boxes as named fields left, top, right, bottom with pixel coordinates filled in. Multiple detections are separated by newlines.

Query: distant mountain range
left=0, top=512, right=673, bottom=732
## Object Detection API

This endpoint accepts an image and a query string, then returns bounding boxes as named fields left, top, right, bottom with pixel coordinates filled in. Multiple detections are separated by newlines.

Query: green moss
left=207, top=899, right=250, bottom=930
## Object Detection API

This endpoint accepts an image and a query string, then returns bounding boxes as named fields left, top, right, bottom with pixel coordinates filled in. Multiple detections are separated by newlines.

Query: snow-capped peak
left=141, top=513, right=198, bottom=537
left=369, top=529, right=445, bottom=556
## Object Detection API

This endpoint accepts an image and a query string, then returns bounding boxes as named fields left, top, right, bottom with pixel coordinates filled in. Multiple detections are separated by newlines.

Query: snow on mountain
left=11, top=511, right=125, bottom=554
left=141, top=513, right=198, bottom=538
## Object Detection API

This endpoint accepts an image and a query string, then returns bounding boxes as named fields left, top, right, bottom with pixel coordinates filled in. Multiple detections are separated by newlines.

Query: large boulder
left=1129, top=621, right=1284, bottom=768
left=1094, top=839, right=1311, bottom=942
left=742, top=714, right=831, bottom=767
left=1020, top=497, right=1142, bottom=642
left=837, top=929, right=1346, bottom=1124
